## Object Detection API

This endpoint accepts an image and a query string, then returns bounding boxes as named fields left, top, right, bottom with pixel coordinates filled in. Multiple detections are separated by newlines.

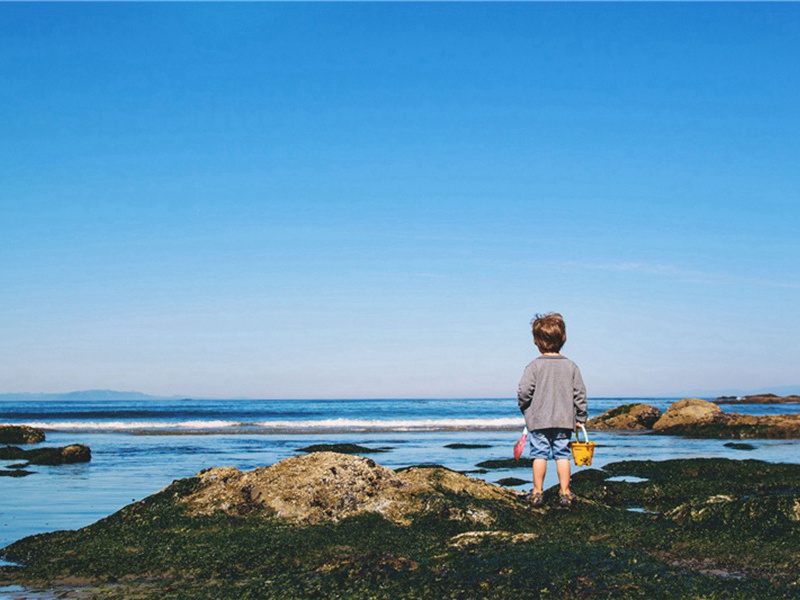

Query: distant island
left=0, top=390, right=177, bottom=401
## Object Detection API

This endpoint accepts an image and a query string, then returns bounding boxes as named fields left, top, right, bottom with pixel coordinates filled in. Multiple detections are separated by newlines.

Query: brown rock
left=182, top=451, right=519, bottom=525
left=59, top=444, right=92, bottom=463
left=587, top=403, right=662, bottom=430
left=652, top=399, right=725, bottom=432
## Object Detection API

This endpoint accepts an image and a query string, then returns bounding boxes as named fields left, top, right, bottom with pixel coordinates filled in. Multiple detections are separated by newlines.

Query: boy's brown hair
left=531, top=313, right=566, bottom=353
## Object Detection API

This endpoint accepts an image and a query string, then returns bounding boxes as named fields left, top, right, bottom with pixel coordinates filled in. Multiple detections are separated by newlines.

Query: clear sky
left=2, top=3, right=799, bottom=399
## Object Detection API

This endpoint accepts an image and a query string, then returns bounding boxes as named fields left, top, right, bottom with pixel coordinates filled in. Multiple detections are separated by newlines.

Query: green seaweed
left=600, top=403, right=640, bottom=420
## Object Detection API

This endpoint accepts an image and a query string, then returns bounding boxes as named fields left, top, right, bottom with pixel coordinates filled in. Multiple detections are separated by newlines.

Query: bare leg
left=532, top=458, right=547, bottom=493
left=556, top=458, right=571, bottom=495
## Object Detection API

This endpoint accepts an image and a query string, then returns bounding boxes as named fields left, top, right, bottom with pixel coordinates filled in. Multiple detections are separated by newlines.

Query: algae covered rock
left=0, top=425, right=45, bottom=445
left=183, top=451, right=519, bottom=525
left=587, top=403, right=662, bottom=430
left=0, top=444, right=91, bottom=465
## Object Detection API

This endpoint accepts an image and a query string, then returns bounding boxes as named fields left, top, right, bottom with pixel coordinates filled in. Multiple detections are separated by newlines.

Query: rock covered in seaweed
left=0, top=444, right=91, bottom=465
left=182, top=451, right=519, bottom=525
left=587, top=403, right=662, bottom=430
left=0, top=425, right=45, bottom=445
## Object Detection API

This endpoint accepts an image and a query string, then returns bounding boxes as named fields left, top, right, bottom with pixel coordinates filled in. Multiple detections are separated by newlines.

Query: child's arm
left=517, top=364, right=536, bottom=413
left=573, top=367, right=588, bottom=425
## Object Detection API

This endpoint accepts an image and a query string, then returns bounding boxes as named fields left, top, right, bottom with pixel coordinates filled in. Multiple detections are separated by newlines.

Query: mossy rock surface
left=587, top=403, right=663, bottom=430
left=2, top=454, right=799, bottom=599
left=0, top=444, right=91, bottom=466
left=0, top=425, right=45, bottom=445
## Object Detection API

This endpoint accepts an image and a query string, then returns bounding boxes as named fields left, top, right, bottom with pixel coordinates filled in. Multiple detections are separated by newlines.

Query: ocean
left=2, top=397, right=800, bottom=553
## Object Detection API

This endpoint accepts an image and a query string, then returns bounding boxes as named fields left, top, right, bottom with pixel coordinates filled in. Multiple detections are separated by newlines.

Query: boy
left=517, top=313, right=587, bottom=507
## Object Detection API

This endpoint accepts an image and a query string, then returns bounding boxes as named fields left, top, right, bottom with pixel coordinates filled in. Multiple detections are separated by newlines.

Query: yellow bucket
left=571, top=424, right=596, bottom=466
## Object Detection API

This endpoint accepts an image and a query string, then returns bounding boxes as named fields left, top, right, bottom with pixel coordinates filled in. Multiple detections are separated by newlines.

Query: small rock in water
left=445, top=443, right=492, bottom=449
left=724, top=442, right=757, bottom=451
left=297, top=443, right=390, bottom=454
left=495, top=477, right=528, bottom=487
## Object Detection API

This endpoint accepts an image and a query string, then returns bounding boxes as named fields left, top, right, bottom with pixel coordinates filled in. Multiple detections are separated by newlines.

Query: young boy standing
left=517, top=313, right=587, bottom=507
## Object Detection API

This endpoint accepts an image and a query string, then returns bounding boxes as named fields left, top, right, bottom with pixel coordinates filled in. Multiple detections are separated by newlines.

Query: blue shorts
left=528, top=428, right=572, bottom=460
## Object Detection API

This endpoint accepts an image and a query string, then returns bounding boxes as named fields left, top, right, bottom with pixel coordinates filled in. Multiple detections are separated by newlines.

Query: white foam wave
left=22, top=420, right=240, bottom=431
left=254, top=417, right=521, bottom=431
left=19, top=417, right=521, bottom=433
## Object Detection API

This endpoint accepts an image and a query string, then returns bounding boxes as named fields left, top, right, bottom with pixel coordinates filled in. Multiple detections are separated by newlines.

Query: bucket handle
left=575, top=423, right=590, bottom=443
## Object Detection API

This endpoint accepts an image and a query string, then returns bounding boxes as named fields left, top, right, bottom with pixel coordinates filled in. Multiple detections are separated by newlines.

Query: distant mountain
left=0, top=390, right=175, bottom=401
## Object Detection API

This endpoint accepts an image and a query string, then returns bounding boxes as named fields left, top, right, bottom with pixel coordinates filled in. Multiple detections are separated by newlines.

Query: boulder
left=587, top=403, right=662, bottom=430
left=0, top=425, right=45, bottom=444
left=183, top=451, right=518, bottom=526
left=652, top=399, right=725, bottom=433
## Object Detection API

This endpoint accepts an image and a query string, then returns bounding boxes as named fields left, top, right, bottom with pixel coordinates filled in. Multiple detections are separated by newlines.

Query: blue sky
left=2, top=3, right=799, bottom=399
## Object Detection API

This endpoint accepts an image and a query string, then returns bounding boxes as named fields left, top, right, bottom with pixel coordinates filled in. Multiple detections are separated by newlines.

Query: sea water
left=2, top=397, right=799, bottom=551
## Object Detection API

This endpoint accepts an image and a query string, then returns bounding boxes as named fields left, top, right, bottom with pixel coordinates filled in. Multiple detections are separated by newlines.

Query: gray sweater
left=517, top=355, right=587, bottom=431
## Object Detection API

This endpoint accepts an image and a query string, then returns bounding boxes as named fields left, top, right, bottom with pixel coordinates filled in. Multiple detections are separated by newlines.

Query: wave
left=22, top=420, right=241, bottom=431
left=19, top=417, right=522, bottom=433
left=254, top=417, right=521, bottom=431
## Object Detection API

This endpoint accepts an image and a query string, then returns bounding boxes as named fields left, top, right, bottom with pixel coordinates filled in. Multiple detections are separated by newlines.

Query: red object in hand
left=513, top=426, right=528, bottom=460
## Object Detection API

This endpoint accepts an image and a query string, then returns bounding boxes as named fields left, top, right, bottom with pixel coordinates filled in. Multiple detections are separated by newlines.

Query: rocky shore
left=588, top=398, right=800, bottom=439
left=1, top=451, right=799, bottom=598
